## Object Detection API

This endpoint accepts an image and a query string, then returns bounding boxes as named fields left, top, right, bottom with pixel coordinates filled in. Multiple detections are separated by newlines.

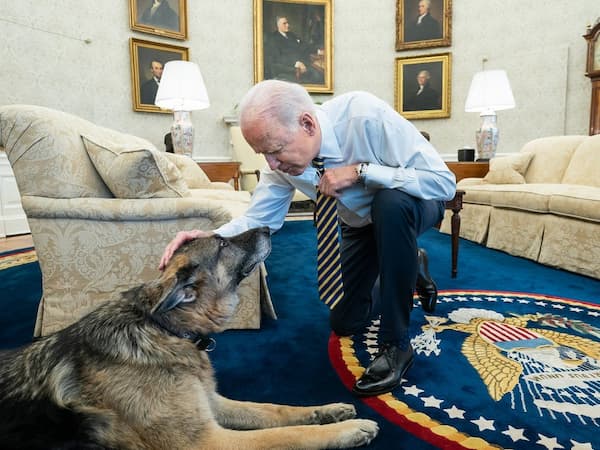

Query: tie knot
left=312, top=157, right=325, bottom=175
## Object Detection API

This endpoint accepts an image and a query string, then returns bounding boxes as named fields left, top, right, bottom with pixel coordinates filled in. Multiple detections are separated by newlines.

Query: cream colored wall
left=0, top=0, right=597, bottom=161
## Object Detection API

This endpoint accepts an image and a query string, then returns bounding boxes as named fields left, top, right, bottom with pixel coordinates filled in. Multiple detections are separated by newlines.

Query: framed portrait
left=396, top=0, right=452, bottom=50
left=129, top=0, right=188, bottom=40
left=130, top=38, right=189, bottom=113
left=253, top=0, right=333, bottom=93
left=395, top=52, right=451, bottom=120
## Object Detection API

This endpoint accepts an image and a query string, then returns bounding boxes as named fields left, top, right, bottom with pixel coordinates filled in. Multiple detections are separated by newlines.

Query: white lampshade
left=464, top=70, right=515, bottom=113
left=155, top=61, right=210, bottom=111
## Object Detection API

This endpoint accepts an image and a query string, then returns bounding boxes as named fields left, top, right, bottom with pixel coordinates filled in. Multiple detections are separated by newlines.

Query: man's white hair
left=239, top=80, right=315, bottom=132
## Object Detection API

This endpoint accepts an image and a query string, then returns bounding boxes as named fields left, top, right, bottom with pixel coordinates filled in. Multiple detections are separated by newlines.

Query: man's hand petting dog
left=158, top=229, right=214, bottom=271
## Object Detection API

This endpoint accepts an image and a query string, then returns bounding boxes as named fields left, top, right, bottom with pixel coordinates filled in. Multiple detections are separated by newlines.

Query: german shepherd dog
left=0, top=227, right=378, bottom=449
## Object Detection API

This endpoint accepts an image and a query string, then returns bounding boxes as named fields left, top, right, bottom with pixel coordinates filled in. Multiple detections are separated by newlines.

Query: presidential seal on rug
left=0, top=227, right=378, bottom=450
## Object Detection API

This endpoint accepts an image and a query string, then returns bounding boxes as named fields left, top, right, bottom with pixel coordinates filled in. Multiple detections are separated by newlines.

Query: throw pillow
left=483, top=152, right=534, bottom=184
left=163, top=153, right=212, bottom=189
left=82, top=135, right=190, bottom=198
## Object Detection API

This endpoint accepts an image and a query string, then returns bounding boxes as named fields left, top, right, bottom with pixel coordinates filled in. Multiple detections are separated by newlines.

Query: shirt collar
left=315, top=108, right=342, bottom=162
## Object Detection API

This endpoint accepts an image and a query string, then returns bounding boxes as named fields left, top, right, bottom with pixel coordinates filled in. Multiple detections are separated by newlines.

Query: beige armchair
left=230, top=126, right=313, bottom=207
left=0, top=105, right=273, bottom=337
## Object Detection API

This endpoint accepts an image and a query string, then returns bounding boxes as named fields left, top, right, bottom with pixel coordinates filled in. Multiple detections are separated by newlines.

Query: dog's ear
left=152, top=278, right=198, bottom=314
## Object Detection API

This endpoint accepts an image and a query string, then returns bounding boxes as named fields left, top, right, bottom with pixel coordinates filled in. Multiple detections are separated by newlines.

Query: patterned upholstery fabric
left=0, top=105, right=273, bottom=336
left=164, top=153, right=212, bottom=189
left=82, top=135, right=190, bottom=198
left=440, top=135, right=600, bottom=279
left=482, top=152, right=534, bottom=184
left=0, top=105, right=114, bottom=198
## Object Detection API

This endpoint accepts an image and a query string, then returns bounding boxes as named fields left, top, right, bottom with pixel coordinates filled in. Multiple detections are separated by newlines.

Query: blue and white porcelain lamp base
left=475, top=111, right=499, bottom=161
left=171, top=110, right=194, bottom=158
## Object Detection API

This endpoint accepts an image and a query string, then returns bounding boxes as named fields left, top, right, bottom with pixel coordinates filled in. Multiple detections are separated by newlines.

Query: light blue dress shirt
left=215, top=91, right=456, bottom=236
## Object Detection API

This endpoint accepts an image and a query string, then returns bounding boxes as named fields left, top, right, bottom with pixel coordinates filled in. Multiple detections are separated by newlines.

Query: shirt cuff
left=363, top=164, right=398, bottom=188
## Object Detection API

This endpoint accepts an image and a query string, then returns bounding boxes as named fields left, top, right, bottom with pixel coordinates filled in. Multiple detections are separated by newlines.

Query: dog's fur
left=0, top=227, right=378, bottom=449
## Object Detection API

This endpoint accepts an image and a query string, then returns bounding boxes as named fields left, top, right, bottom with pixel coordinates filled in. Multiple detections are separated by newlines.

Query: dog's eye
left=219, top=239, right=229, bottom=248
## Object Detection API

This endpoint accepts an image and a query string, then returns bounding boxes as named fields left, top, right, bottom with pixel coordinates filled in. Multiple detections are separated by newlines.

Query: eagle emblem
left=413, top=308, right=600, bottom=419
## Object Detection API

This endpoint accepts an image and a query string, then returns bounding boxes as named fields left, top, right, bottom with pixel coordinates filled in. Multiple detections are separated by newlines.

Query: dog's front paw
left=337, top=419, right=379, bottom=448
left=312, top=403, right=356, bottom=424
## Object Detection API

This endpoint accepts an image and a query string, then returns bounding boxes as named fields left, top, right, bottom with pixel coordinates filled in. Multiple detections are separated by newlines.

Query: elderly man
left=266, top=16, right=323, bottom=84
left=159, top=80, right=456, bottom=397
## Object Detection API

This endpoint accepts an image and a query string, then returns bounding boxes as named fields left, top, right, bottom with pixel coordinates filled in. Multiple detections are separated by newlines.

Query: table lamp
left=464, top=70, right=515, bottom=161
left=155, top=61, right=210, bottom=158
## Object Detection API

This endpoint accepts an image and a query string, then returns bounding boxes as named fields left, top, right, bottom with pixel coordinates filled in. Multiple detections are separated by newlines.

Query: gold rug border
left=0, top=249, right=38, bottom=270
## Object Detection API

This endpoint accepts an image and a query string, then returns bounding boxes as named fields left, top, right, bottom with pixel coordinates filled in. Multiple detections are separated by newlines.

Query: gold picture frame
left=253, top=0, right=333, bottom=93
left=129, top=0, right=188, bottom=40
left=395, top=52, right=451, bottom=120
left=396, top=0, right=452, bottom=51
left=130, top=38, right=189, bottom=113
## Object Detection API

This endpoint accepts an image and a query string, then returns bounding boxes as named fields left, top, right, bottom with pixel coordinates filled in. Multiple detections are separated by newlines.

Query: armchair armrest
left=21, top=196, right=231, bottom=224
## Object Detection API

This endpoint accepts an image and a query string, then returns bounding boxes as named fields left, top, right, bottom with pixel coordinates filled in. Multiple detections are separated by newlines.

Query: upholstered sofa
left=0, top=104, right=274, bottom=337
left=440, top=134, right=600, bottom=279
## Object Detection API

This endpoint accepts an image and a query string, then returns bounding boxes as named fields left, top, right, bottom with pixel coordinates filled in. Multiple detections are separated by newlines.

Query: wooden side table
left=444, top=190, right=465, bottom=279
left=445, top=161, right=489, bottom=182
left=439, top=162, right=488, bottom=278
left=197, top=161, right=241, bottom=190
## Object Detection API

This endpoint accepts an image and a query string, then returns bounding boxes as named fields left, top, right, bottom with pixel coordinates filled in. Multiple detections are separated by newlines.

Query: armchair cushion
left=164, top=153, right=213, bottom=189
left=162, top=154, right=237, bottom=191
left=82, top=135, right=189, bottom=198
left=483, top=152, right=534, bottom=185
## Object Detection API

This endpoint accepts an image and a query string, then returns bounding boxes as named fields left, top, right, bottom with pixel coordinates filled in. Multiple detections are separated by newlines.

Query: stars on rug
left=502, top=425, right=528, bottom=442
left=536, top=433, right=564, bottom=450
left=569, top=440, right=594, bottom=450
left=471, top=416, right=495, bottom=432
left=402, top=384, right=423, bottom=397
left=443, top=405, right=465, bottom=419
left=420, top=395, right=443, bottom=408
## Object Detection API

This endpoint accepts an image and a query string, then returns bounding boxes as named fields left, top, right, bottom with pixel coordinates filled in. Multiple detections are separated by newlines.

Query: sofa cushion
left=489, top=184, right=562, bottom=212
left=163, top=153, right=212, bottom=189
left=521, top=136, right=585, bottom=184
left=460, top=183, right=560, bottom=212
left=548, top=184, right=600, bottom=222
left=82, top=135, right=190, bottom=199
left=561, top=134, right=600, bottom=188
left=459, top=184, right=495, bottom=205
left=483, top=152, right=534, bottom=184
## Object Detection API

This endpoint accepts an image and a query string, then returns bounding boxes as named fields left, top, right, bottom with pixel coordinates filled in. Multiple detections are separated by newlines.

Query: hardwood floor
left=0, top=234, right=34, bottom=252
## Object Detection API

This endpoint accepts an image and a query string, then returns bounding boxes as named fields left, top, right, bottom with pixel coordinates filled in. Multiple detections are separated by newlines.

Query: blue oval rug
left=330, top=290, right=600, bottom=450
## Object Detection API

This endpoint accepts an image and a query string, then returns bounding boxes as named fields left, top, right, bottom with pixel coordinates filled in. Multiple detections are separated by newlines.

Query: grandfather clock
left=584, top=19, right=600, bottom=135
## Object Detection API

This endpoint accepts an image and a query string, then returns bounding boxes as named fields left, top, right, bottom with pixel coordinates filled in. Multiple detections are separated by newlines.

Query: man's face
left=277, top=17, right=290, bottom=33
left=418, top=1, right=428, bottom=15
left=417, top=72, right=428, bottom=86
left=243, top=117, right=319, bottom=176
left=150, top=61, right=163, bottom=79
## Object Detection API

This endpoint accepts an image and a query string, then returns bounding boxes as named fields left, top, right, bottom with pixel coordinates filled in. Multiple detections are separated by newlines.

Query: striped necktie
left=312, top=157, right=344, bottom=309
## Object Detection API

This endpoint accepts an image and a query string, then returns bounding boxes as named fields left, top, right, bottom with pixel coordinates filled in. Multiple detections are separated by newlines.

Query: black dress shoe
left=416, top=248, right=437, bottom=313
left=352, top=344, right=414, bottom=397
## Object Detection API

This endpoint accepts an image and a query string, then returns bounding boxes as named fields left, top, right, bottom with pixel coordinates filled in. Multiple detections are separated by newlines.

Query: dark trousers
left=330, top=189, right=445, bottom=346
